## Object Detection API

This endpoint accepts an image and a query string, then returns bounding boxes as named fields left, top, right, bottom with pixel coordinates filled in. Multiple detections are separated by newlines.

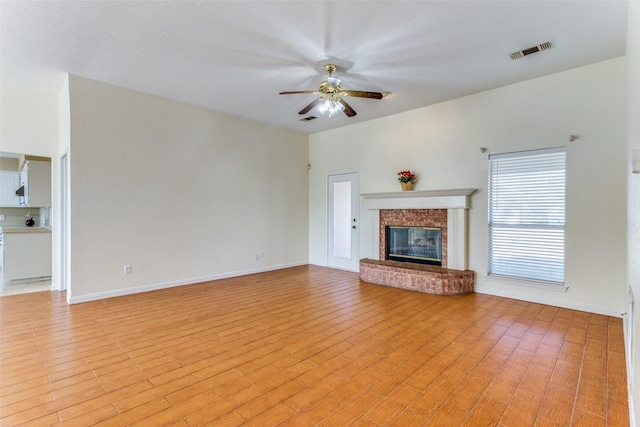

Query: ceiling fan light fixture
left=318, top=95, right=345, bottom=118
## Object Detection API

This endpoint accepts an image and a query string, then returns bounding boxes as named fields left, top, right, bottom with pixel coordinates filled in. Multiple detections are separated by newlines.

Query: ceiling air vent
left=510, top=41, right=553, bottom=60
left=299, top=116, right=317, bottom=122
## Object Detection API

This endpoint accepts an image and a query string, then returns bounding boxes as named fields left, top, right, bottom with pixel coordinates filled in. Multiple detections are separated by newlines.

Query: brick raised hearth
left=359, top=188, right=476, bottom=295
left=360, top=258, right=474, bottom=295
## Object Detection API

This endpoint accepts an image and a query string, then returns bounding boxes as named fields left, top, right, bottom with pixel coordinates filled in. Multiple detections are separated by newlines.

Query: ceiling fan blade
left=343, top=90, right=384, bottom=99
left=279, top=91, right=316, bottom=95
left=298, top=97, right=323, bottom=115
left=338, top=98, right=357, bottom=117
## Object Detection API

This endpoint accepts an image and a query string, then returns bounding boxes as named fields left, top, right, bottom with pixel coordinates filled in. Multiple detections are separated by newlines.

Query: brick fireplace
left=359, top=188, right=476, bottom=295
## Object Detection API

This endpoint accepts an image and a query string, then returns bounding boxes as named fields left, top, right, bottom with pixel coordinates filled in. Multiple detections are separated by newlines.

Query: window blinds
left=488, top=147, right=566, bottom=284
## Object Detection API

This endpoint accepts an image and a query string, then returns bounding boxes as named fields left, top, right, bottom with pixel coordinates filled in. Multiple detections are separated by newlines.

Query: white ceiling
left=0, top=1, right=628, bottom=135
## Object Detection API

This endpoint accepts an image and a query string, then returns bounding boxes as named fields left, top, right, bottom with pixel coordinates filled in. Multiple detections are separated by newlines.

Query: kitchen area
left=0, top=153, right=52, bottom=294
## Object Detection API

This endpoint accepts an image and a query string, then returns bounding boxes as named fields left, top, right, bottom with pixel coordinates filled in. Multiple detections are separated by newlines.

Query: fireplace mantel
left=360, top=188, right=476, bottom=210
left=360, top=188, right=477, bottom=270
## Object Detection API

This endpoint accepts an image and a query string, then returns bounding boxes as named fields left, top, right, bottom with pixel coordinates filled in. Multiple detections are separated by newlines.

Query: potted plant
left=25, top=212, right=37, bottom=227
left=397, top=170, right=417, bottom=191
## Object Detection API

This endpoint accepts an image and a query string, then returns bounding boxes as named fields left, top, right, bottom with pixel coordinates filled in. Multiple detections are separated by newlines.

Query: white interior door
left=327, top=172, right=359, bottom=271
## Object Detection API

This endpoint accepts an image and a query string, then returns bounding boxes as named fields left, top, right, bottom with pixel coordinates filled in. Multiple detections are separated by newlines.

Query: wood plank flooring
left=0, top=265, right=629, bottom=426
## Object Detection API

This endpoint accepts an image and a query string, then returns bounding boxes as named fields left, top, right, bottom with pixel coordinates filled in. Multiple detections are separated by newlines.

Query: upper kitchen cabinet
left=0, top=171, right=21, bottom=206
left=0, top=154, right=51, bottom=208
left=19, top=160, right=51, bottom=207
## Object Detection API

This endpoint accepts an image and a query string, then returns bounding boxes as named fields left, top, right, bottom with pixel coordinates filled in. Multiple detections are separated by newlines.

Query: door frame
left=58, top=152, right=70, bottom=296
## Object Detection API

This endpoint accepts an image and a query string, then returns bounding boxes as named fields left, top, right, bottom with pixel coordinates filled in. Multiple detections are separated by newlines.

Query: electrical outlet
left=124, top=265, right=132, bottom=275
left=0, top=214, right=4, bottom=220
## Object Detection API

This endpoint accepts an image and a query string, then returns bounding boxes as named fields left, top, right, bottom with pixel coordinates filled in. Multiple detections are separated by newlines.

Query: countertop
left=0, top=227, right=52, bottom=234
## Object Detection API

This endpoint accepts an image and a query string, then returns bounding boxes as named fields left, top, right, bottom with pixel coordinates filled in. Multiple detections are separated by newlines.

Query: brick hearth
left=359, top=258, right=474, bottom=295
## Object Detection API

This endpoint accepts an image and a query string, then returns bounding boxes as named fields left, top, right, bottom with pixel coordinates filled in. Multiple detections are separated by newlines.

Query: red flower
left=397, top=170, right=417, bottom=183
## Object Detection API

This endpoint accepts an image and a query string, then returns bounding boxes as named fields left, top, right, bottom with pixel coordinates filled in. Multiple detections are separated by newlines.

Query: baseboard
left=474, top=285, right=624, bottom=318
left=308, top=262, right=359, bottom=273
left=68, top=261, right=307, bottom=304
left=3, top=275, right=51, bottom=286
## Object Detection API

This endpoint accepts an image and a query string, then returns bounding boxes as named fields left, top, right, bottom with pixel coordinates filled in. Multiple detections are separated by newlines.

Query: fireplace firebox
left=386, top=226, right=442, bottom=266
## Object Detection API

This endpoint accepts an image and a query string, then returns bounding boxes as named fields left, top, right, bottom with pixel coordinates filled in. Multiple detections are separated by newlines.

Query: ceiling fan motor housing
left=318, top=77, right=343, bottom=94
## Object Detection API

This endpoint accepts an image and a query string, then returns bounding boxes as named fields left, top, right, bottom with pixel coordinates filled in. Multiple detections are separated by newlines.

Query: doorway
left=0, top=152, right=53, bottom=296
left=327, top=172, right=359, bottom=271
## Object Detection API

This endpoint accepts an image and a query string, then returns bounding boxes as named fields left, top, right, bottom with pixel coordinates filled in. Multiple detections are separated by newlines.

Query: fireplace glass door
left=386, top=226, right=442, bottom=266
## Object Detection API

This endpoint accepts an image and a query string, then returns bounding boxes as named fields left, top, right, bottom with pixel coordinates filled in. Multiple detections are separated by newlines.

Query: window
left=488, top=147, right=566, bottom=284
left=332, top=180, right=352, bottom=258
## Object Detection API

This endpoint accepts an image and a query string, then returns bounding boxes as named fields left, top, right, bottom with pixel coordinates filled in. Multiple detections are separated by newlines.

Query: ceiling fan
left=279, top=64, right=385, bottom=118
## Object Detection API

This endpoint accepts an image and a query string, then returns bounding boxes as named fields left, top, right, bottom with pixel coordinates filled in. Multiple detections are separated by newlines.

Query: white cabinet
left=1, top=230, right=52, bottom=282
left=0, top=171, right=21, bottom=207
left=20, top=161, right=51, bottom=207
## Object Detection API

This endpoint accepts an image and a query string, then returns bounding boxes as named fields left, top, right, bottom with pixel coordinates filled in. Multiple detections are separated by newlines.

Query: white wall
left=0, top=85, right=58, bottom=157
left=67, top=76, right=309, bottom=301
left=309, top=58, right=627, bottom=317
left=627, top=0, right=640, bottom=424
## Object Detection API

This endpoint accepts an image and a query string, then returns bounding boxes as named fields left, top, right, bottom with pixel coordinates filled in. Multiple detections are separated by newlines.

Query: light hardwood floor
left=0, top=265, right=629, bottom=426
